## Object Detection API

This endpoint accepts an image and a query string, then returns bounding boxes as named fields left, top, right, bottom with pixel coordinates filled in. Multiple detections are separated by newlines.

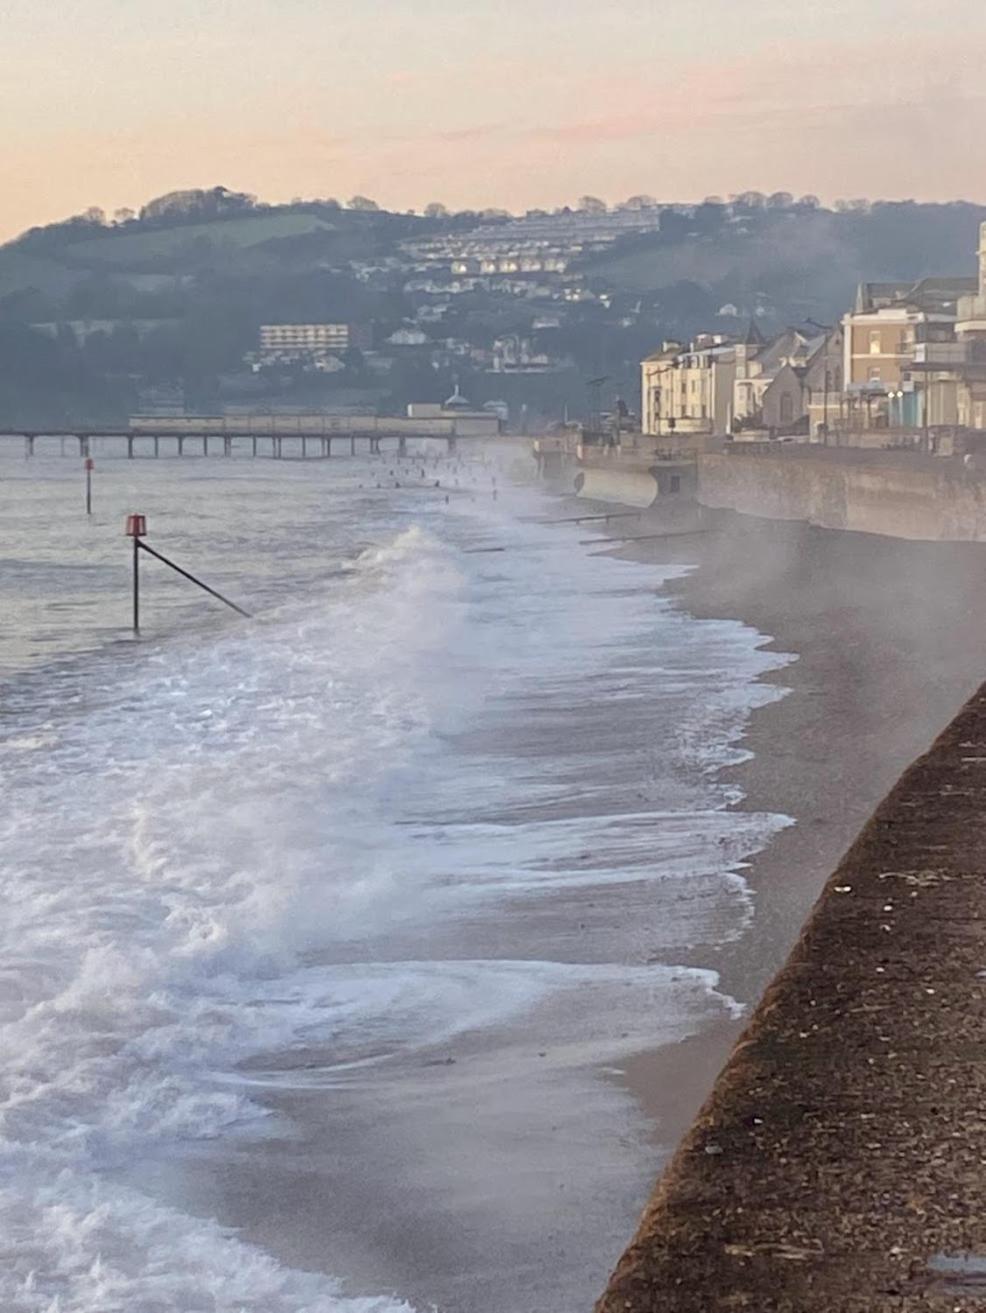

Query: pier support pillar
left=127, top=436, right=134, bottom=459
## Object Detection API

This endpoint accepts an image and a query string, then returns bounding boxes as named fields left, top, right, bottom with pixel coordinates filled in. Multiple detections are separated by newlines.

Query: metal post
left=85, top=457, right=93, bottom=516
left=133, top=533, right=140, bottom=634
left=136, top=538, right=251, bottom=617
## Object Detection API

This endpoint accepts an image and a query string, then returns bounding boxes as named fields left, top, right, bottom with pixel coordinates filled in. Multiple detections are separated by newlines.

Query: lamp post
left=888, top=389, right=902, bottom=429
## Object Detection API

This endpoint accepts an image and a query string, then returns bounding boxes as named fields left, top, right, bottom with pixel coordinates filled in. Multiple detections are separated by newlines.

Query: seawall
left=597, top=680, right=986, bottom=1312
left=699, top=449, right=986, bottom=541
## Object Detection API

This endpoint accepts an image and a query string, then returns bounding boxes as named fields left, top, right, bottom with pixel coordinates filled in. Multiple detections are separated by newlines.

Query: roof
left=855, top=277, right=978, bottom=315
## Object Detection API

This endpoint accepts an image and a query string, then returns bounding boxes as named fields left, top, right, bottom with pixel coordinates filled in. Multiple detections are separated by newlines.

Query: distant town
left=1, top=185, right=986, bottom=433
left=3, top=186, right=986, bottom=435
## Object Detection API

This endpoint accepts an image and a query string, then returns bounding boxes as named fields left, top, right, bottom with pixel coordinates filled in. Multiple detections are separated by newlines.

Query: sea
left=0, top=441, right=791, bottom=1313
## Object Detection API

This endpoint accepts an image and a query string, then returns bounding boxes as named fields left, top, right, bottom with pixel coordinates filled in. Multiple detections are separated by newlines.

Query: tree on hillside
left=140, top=187, right=256, bottom=224
left=577, top=196, right=607, bottom=214
left=619, top=195, right=657, bottom=211
left=424, top=202, right=449, bottom=218
left=348, top=196, right=380, bottom=211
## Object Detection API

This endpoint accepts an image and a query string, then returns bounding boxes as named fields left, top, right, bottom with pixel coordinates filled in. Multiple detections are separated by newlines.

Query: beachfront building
left=640, top=334, right=737, bottom=438
left=841, top=277, right=976, bottom=430
left=804, top=326, right=845, bottom=438
left=900, top=224, right=986, bottom=433
left=641, top=324, right=832, bottom=440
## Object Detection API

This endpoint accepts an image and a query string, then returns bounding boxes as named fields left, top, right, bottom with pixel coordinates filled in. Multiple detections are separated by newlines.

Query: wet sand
left=607, top=507, right=986, bottom=1193
left=598, top=608, right=986, bottom=1310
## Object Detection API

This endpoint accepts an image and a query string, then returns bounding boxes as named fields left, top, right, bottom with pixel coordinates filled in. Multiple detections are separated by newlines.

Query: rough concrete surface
left=597, top=683, right=986, bottom=1312
left=699, top=450, right=986, bottom=542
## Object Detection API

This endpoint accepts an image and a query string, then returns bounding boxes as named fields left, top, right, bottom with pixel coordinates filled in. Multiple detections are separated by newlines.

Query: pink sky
left=2, top=0, right=985, bottom=240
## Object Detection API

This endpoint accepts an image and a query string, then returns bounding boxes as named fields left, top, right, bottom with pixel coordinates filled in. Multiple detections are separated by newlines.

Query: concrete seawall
left=699, top=450, right=986, bottom=541
left=597, top=682, right=986, bottom=1311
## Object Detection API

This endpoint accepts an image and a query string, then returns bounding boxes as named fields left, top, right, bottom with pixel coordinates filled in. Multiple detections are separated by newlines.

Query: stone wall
left=698, top=450, right=986, bottom=541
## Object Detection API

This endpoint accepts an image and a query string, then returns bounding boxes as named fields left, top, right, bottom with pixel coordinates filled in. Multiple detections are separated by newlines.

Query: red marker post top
left=84, top=457, right=94, bottom=471
left=125, top=514, right=147, bottom=538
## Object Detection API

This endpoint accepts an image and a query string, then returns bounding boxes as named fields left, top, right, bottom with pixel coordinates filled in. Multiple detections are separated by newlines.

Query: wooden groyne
left=598, top=683, right=986, bottom=1311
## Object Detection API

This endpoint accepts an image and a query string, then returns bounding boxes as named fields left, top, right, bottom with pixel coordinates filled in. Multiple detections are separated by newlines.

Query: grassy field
left=62, top=212, right=335, bottom=267
left=0, top=249, right=84, bottom=298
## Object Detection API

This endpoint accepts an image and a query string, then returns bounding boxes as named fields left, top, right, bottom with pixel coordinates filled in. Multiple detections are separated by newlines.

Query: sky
left=2, top=0, right=986, bottom=240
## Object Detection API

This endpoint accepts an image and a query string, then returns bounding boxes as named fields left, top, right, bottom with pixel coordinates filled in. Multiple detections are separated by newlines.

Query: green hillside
left=0, top=249, right=85, bottom=299
left=62, top=212, right=335, bottom=267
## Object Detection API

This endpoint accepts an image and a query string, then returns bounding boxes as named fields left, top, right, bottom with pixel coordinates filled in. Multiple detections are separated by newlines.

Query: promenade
left=598, top=682, right=986, bottom=1312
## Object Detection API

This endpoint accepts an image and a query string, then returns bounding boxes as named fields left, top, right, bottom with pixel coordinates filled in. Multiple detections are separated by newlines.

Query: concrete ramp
left=573, top=467, right=659, bottom=508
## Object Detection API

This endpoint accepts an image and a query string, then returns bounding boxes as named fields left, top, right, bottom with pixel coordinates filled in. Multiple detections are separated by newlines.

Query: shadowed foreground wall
left=597, top=683, right=986, bottom=1312
left=699, top=451, right=986, bottom=541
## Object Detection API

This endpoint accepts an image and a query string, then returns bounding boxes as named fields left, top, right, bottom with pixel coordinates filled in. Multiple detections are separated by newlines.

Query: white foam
left=0, top=473, right=793, bottom=1310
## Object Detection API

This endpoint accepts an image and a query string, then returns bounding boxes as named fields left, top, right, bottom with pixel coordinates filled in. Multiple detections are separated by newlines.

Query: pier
left=597, top=681, right=986, bottom=1311
left=3, top=413, right=505, bottom=460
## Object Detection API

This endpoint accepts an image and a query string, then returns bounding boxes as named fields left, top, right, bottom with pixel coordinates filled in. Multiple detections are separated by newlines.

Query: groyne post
left=124, top=511, right=251, bottom=636
left=126, top=513, right=146, bottom=634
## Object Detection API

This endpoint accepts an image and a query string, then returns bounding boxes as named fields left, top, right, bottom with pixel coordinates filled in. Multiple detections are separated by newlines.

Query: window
left=868, top=367, right=881, bottom=383
left=869, top=330, right=882, bottom=354
left=670, top=475, right=681, bottom=493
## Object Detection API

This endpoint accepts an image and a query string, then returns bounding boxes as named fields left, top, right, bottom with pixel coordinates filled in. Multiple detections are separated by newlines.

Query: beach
left=0, top=453, right=790, bottom=1313
left=611, top=509, right=986, bottom=1159
left=7, top=447, right=985, bottom=1312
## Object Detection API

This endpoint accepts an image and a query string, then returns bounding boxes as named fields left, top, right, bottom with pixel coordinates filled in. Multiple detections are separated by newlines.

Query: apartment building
left=258, top=323, right=358, bottom=354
